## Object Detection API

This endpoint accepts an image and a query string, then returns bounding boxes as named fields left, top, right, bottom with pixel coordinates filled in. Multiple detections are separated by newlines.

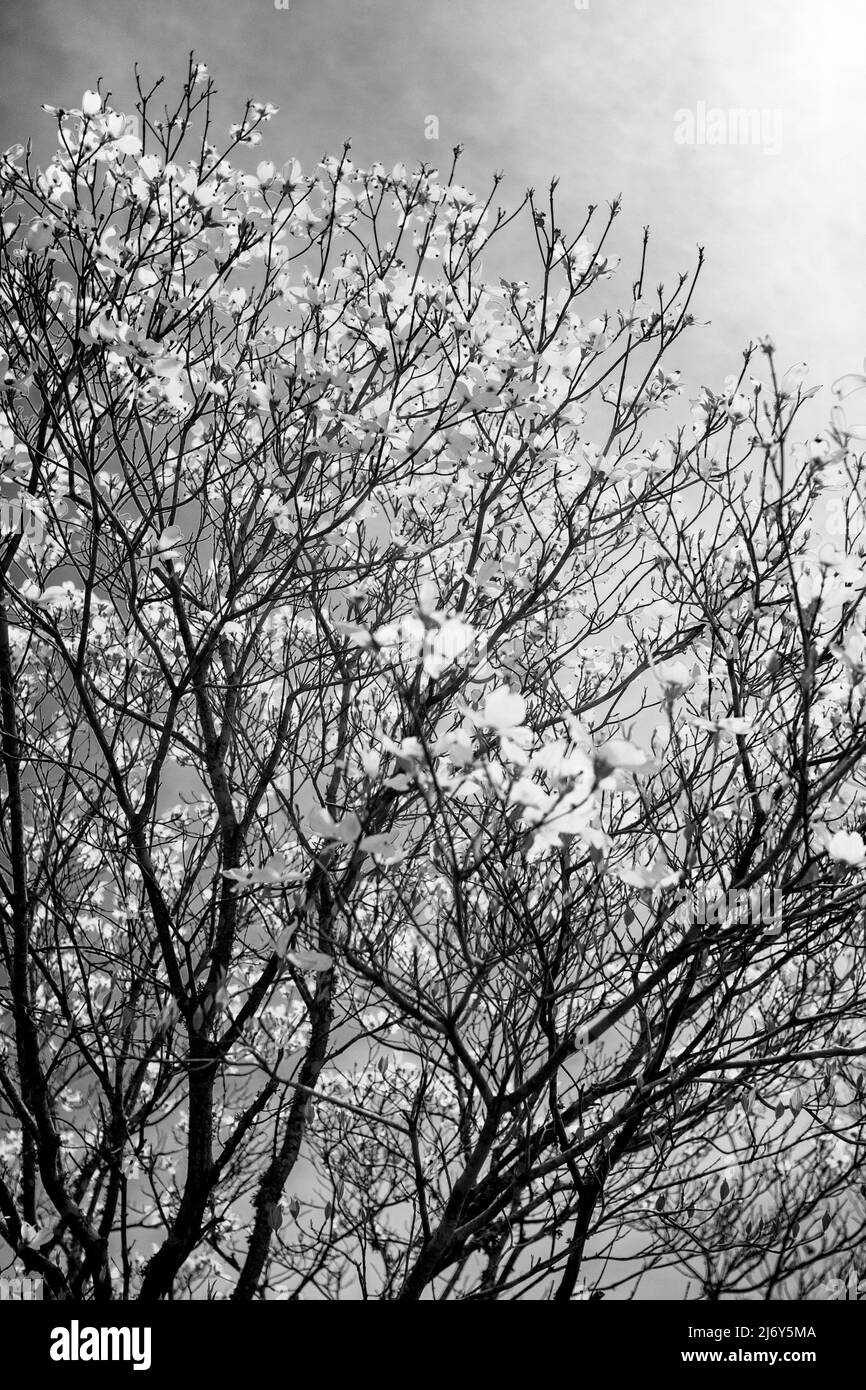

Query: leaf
left=156, top=997, right=181, bottom=1036
left=616, top=860, right=678, bottom=890
left=274, top=926, right=296, bottom=958
left=384, top=774, right=413, bottom=791
left=359, top=833, right=396, bottom=855
left=719, top=1179, right=730, bottom=1201
left=305, top=806, right=341, bottom=840
left=287, top=949, right=333, bottom=973
left=223, top=855, right=304, bottom=888
left=335, top=812, right=362, bottom=843
left=306, top=807, right=361, bottom=844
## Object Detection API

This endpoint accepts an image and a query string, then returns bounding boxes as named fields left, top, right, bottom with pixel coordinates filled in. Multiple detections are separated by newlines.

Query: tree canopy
left=0, top=62, right=865, bottom=1301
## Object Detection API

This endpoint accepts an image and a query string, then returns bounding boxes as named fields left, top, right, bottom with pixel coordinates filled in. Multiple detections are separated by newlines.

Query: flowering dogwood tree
left=0, top=63, right=865, bottom=1301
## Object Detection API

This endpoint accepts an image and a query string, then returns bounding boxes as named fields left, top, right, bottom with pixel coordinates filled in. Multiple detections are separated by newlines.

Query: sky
left=1, top=0, right=865, bottom=420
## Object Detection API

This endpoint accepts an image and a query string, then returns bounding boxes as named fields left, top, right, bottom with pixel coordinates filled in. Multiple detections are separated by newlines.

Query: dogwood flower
left=594, top=738, right=654, bottom=776
left=688, top=715, right=755, bottom=737
left=19, top=1221, right=53, bottom=1249
left=222, top=855, right=305, bottom=888
left=653, top=658, right=694, bottom=691
left=825, top=830, right=866, bottom=866
left=480, top=686, right=526, bottom=735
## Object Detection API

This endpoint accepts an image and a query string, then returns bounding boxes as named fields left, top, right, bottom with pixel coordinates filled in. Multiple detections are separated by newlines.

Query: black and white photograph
left=0, top=0, right=864, bottom=1362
